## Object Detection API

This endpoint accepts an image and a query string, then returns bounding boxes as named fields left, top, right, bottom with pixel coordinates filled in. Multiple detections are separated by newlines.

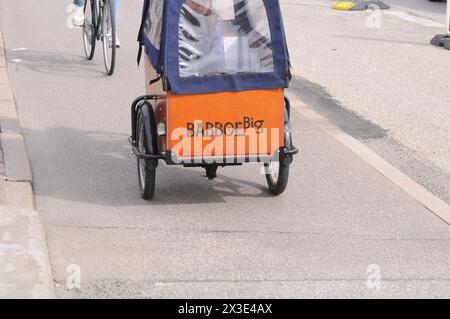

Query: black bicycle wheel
left=264, top=154, right=290, bottom=195
left=136, top=108, right=156, bottom=200
left=101, top=0, right=116, bottom=75
left=82, top=0, right=97, bottom=60
left=264, top=103, right=292, bottom=195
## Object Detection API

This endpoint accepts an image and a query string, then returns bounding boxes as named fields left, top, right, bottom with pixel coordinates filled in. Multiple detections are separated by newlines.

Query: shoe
left=72, top=5, right=85, bottom=27
left=107, top=34, right=121, bottom=48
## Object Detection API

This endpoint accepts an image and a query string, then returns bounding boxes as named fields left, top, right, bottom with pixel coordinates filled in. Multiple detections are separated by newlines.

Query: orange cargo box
left=165, top=89, right=284, bottom=161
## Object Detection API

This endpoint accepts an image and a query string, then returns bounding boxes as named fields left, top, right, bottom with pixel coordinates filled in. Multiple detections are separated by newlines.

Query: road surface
left=0, top=0, right=449, bottom=298
left=388, top=0, right=448, bottom=24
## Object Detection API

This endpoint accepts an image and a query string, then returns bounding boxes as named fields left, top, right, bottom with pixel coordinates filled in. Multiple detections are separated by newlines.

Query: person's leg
left=113, top=0, right=120, bottom=47
left=106, top=0, right=120, bottom=48
left=114, top=0, right=118, bottom=26
left=73, top=0, right=85, bottom=7
left=72, top=0, right=85, bottom=26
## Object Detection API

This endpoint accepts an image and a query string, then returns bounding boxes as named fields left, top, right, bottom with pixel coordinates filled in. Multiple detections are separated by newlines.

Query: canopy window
left=178, top=0, right=274, bottom=78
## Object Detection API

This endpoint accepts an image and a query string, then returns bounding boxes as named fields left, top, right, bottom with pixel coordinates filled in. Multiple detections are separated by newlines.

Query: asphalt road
left=387, top=0, right=448, bottom=24
left=293, top=0, right=450, bottom=203
left=1, top=0, right=450, bottom=298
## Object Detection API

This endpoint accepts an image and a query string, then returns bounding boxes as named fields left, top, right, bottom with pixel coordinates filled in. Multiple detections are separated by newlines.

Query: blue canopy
left=138, top=0, right=291, bottom=95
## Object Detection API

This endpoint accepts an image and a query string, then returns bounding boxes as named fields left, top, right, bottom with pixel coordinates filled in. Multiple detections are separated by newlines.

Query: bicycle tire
left=101, top=0, right=116, bottom=75
left=82, top=0, right=97, bottom=60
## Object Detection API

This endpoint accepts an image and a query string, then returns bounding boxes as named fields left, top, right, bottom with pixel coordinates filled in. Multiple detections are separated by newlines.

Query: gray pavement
left=0, top=27, right=53, bottom=298
left=287, top=0, right=450, bottom=203
left=387, top=0, right=448, bottom=24
left=0, top=0, right=449, bottom=298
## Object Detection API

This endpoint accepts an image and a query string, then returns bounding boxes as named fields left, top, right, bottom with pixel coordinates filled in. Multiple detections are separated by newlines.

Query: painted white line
left=385, top=11, right=446, bottom=28
left=10, top=47, right=27, bottom=51
left=289, top=96, right=450, bottom=225
left=11, top=59, right=22, bottom=63
left=282, top=0, right=329, bottom=7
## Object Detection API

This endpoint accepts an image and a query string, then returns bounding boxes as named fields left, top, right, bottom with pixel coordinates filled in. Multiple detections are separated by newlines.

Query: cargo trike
left=131, top=0, right=298, bottom=199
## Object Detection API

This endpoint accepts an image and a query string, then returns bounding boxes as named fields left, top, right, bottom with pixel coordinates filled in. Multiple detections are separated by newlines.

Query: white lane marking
left=288, top=95, right=450, bottom=225
left=385, top=11, right=446, bottom=28
left=281, top=0, right=330, bottom=7
left=11, top=59, right=22, bottom=63
left=10, top=48, right=27, bottom=51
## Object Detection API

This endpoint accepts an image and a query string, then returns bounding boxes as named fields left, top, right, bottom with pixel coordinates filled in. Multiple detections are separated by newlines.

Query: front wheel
left=82, top=0, right=97, bottom=60
left=101, top=0, right=116, bottom=75
left=264, top=158, right=290, bottom=195
left=136, top=108, right=156, bottom=200
left=264, top=100, right=293, bottom=195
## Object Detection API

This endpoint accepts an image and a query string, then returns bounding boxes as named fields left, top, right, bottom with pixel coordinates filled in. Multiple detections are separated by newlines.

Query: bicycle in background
left=82, top=0, right=117, bottom=75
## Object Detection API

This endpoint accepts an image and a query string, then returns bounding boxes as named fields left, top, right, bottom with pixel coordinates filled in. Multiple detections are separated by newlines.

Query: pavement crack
left=45, top=223, right=450, bottom=242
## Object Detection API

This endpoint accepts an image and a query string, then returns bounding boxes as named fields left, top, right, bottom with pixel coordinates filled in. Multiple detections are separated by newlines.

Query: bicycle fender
left=140, top=102, right=158, bottom=156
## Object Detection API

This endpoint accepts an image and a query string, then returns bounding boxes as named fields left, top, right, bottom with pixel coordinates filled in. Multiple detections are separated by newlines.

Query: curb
left=0, top=19, right=55, bottom=298
left=287, top=94, right=450, bottom=225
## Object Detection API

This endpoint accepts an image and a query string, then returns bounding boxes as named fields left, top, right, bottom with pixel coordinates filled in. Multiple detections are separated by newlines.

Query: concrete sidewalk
left=0, top=20, right=54, bottom=299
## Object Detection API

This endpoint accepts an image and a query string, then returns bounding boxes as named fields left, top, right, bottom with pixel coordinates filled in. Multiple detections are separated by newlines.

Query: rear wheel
left=101, top=0, right=116, bottom=75
left=82, top=0, right=97, bottom=60
left=136, top=108, right=156, bottom=200
left=264, top=102, right=292, bottom=195
left=264, top=154, right=290, bottom=196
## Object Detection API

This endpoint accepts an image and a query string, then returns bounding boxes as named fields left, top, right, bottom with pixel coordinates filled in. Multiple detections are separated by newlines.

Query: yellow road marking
left=332, top=1, right=357, bottom=11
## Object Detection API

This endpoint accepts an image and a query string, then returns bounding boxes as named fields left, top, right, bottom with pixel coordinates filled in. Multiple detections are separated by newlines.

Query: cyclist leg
left=113, top=0, right=120, bottom=47
left=106, top=0, right=120, bottom=48
left=73, top=0, right=86, bottom=27
left=114, top=0, right=119, bottom=25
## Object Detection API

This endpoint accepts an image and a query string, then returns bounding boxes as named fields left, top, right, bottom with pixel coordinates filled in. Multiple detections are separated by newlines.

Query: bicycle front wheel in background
left=101, top=0, right=116, bottom=75
left=82, top=0, right=97, bottom=60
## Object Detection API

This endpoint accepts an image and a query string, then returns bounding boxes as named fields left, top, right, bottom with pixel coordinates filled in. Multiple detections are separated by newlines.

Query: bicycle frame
left=94, top=0, right=105, bottom=40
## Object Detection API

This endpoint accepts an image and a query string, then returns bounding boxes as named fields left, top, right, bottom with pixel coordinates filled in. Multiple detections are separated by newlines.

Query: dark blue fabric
left=144, top=0, right=290, bottom=95
left=141, top=0, right=169, bottom=73
left=143, top=36, right=160, bottom=70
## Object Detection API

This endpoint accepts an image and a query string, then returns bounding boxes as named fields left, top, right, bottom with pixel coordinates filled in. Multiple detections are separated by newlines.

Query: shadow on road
left=289, top=75, right=388, bottom=140
left=24, top=126, right=273, bottom=207
left=6, top=49, right=106, bottom=78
